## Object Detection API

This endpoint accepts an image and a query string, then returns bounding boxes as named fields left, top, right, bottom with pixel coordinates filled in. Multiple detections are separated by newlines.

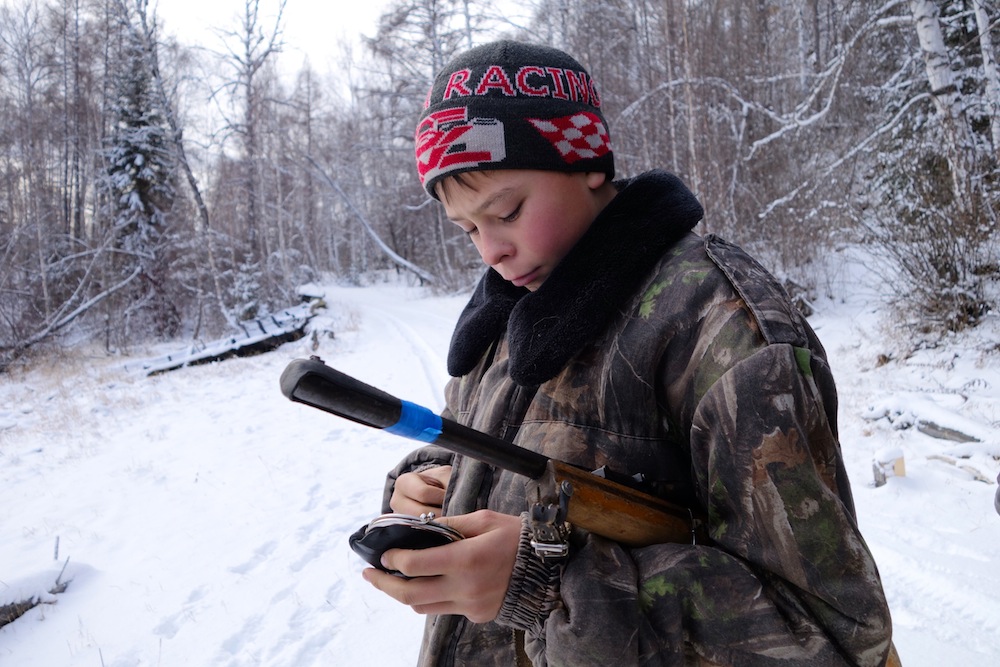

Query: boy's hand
left=390, top=465, right=453, bottom=516
left=361, top=510, right=521, bottom=623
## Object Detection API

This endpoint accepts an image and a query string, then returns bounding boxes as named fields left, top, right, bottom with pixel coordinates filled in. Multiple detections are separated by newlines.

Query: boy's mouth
left=509, top=268, right=541, bottom=288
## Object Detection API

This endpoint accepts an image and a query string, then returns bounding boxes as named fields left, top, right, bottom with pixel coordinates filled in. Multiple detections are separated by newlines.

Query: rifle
left=279, top=356, right=701, bottom=548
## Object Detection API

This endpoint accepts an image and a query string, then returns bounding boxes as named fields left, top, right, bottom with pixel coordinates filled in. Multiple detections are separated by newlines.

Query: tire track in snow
left=860, top=488, right=1000, bottom=663
left=329, top=286, right=459, bottom=408
left=874, top=540, right=1000, bottom=661
left=361, top=306, right=450, bottom=405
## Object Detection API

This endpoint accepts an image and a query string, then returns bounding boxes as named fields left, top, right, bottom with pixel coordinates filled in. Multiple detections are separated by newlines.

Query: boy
left=361, top=41, right=893, bottom=667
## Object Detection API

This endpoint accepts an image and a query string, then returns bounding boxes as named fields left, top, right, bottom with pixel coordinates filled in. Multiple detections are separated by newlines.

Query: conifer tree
left=98, top=0, right=179, bottom=343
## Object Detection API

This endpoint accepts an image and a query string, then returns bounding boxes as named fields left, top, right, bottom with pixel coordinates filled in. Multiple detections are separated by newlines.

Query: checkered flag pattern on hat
left=416, top=41, right=615, bottom=198
left=528, top=113, right=611, bottom=164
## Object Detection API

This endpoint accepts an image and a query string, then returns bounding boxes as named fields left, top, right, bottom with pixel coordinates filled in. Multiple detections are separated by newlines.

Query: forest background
left=0, top=0, right=998, bottom=369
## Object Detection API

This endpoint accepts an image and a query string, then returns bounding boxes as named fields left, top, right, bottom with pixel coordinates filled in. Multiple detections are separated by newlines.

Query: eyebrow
left=475, top=187, right=515, bottom=215
left=445, top=186, right=517, bottom=224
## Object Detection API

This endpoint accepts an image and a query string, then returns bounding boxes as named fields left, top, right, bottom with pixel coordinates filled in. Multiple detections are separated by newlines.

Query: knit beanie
left=415, top=40, right=614, bottom=198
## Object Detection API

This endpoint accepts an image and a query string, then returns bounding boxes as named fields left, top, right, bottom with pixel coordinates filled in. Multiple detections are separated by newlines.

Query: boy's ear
left=585, top=171, right=609, bottom=190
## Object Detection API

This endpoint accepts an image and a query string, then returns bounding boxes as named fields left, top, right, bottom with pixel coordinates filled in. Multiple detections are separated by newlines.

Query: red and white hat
left=415, top=41, right=615, bottom=199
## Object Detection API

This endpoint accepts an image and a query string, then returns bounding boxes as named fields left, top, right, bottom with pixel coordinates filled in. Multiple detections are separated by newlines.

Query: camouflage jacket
left=382, top=171, right=892, bottom=666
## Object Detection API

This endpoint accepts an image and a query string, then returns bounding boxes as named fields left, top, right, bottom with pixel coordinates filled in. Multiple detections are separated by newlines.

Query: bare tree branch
left=305, top=155, right=437, bottom=285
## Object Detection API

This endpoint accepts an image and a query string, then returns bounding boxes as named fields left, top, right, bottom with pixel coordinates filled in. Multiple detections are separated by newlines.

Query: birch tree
left=909, top=0, right=969, bottom=201
left=973, top=0, right=1000, bottom=153
left=57, top=0, right=90, bottom=240
left=853, top=0, right=998, bottom=332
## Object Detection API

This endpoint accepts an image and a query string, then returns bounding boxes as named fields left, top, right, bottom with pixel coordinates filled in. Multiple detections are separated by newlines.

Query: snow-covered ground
left=1, top=260, right=999, bottom=666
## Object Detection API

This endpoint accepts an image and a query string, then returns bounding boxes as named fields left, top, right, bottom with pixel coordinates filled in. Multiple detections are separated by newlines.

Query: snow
left=2, top=261, right=999, bottom=666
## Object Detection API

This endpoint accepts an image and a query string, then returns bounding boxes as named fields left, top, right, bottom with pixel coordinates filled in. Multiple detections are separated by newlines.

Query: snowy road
left=1, top=279, right=998, bottom=666
left=0, top=283, right=466, bottom=667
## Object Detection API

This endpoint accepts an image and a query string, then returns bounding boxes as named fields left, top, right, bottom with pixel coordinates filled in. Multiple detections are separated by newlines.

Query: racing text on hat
left=430, top=65, right=603, bottom=108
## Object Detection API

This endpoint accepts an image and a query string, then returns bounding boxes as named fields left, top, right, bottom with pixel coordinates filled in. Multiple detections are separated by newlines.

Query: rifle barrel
left=280, top=357, right=549, bottom=479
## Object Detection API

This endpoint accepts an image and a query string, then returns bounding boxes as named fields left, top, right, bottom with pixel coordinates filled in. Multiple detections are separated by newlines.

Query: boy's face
left=438, top=170, right=613, bottom=292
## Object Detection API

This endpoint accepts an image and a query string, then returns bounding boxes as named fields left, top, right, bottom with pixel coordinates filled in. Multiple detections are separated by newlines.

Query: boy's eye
left=500, top=205, right=521, bottom=223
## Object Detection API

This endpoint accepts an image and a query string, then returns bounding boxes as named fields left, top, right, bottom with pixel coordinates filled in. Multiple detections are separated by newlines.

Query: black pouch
left=349, top=513, right=463, bottom=577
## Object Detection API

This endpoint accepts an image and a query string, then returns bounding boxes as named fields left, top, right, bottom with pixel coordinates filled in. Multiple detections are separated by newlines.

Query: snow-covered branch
left=758, top=92, right=934, bottom=221
left=746, top=0, right=911, bottom=160
left=305, top=155, right=437, bottom=286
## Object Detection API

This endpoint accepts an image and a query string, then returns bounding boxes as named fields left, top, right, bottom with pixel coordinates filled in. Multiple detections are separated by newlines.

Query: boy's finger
left=363, top=565, right=451, bottom=607
left=382, top=544, right=456, bottom=578
left=396, top=473, right=447, bottom=505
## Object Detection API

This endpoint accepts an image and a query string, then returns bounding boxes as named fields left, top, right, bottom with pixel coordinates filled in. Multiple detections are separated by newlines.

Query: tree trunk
left=680, top=4, right=699, bottom=196
left=909, top=0, right=969, bottom=201
left=972, top=0, right=1000, bottom=156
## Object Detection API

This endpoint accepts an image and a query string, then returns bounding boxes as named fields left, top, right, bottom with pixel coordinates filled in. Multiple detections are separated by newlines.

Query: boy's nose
left=478, top=231, right=512, bottom=266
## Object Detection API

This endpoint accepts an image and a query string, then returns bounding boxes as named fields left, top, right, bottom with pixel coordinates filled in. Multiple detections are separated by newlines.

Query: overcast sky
left=154, top=0, right=389, bottom=75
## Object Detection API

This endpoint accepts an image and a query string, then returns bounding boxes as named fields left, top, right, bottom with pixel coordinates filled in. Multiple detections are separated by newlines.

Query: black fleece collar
left=446, top=170, right=704, bottom=386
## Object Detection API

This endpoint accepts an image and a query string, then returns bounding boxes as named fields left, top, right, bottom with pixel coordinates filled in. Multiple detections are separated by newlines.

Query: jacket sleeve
left=496, top=343, right=892, bottom=667
left=380, top=444, right=455, bottom=514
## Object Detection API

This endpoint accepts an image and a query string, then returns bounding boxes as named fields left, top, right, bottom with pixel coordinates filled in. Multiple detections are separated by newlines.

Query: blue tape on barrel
left=384, top=400, right=443, bottom=443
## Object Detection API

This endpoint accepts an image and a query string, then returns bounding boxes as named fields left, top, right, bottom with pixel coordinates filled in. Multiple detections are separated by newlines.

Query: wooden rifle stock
left=280, top=357, right=699, bottom=547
